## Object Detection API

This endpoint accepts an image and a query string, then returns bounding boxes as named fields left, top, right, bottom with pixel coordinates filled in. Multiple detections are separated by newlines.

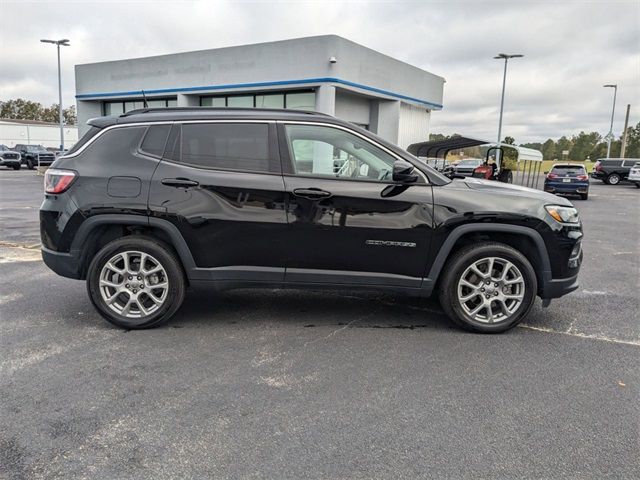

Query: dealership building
left=75, top=35, right=445, bottom=148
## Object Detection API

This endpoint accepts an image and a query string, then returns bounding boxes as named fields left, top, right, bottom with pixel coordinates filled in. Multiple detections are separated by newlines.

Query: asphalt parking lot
left=1, top=169, right=638, bottom=479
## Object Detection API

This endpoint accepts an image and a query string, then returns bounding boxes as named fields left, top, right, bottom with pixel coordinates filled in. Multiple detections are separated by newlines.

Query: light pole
left=41, top=38, right=70, bottom=152
left=493, top=53, right=523, bottom=169
left=603, top=84, right=617, bottom=158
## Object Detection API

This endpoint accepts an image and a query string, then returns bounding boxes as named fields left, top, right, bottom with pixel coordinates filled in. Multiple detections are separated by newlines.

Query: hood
left=453, top=177, right=573, bottom=206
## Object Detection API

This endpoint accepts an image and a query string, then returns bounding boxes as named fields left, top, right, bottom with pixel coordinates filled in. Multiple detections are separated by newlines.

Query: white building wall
left=0, top=121, right=78, bottom=149
left=397, top=103, right=430, bottom=149
left=334, top=90, right=371, bottom=127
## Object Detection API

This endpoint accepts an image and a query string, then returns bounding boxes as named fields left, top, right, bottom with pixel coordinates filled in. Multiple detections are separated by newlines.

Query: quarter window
left=181, top=123, right=271, bottom=172
left=140, top=125, right=171, bottom=157
left=284, top=124, right=396, bottom=181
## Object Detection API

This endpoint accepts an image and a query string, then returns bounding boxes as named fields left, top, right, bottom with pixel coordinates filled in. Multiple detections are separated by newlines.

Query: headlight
left=545, top=205, right=579, bottom=224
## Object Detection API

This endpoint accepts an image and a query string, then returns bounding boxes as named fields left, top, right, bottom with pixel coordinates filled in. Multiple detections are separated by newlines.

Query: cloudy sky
left=1, top=0, right=639, bottom=143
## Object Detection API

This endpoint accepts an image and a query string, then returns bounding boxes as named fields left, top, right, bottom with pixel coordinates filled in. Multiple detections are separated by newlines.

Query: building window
left=285, top=92, right=315, bottom=111
left=199, top=90, right=315, bottom=111
left=227, top=95, right=254, bottom=107
left=255, top=93, right=284, bottom=108
left=200, top=97, right=226, bottom=107
left=102, top=98, right=177, bottom=116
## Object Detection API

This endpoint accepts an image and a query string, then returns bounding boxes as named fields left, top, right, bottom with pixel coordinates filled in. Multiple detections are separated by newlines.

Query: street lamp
left=493, top=53, right=523, bottom=168
left=603, top=84, right=617, bottom=158
left=40, top=38, right=70, bottom=152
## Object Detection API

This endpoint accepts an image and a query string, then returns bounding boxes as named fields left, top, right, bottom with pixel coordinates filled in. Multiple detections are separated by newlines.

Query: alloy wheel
left=98, top=251, right=169, bottom=318
left=457, top=257, right=525, bottom=324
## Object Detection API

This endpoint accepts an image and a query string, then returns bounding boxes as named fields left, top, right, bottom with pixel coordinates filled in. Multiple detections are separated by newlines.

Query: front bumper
left=0, top=159, right=20, bottom=167
left=541, top=273, right=580, bottom=298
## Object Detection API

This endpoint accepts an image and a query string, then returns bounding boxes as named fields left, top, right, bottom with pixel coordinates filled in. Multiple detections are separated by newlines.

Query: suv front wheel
left=87, top=236, right=186, bottom=329
left=439, top=242, right=537, bottom=333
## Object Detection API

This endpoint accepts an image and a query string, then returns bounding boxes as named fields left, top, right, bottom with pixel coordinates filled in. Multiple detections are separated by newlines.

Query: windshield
left=458, top=159, right=480, bottom=166
left=0, top=145, right=8, bottom=151
left=27, top=145, right=48, bottom=151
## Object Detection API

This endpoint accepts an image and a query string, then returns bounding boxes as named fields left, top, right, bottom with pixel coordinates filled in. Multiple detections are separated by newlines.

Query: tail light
left=576, top=174, right=588, bottom=181
left=594, top=161, right=602, bottom=172
left=44, top=168, right=77, bottom=194
left=547, top=173, right=558, bottom=179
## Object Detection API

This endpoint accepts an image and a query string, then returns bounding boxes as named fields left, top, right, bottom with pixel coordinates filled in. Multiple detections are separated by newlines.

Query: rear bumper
left=544, top=182, right=589, bottom=194
left=41, top=246, right=82, bottom=280
left=591, top=172, right=606, bottom=180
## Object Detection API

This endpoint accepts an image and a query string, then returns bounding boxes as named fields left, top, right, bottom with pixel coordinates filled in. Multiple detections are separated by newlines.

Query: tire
left=438, top=242, right=538, bottom=333
left=606, top=173, right=620, bottom=185
left=580, top=192, right=589, bottom=200
left=635, top=182, right=640, bottom=189
left=86, top=236, right=186, bottom=329
left=26, top=159, right=34, bottom=170
left=12, top=164, right=20, bottom=170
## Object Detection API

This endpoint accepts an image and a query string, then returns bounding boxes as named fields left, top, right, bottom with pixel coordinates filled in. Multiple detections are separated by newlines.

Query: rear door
left=278, top=122, right=434, bottom=287
left=148, top=121, right=289, bottom=282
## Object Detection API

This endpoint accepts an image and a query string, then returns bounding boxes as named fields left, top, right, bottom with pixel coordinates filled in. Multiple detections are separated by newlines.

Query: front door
left=279, top=122, right=434, bottom=287
left=148, top=121, right=289, bottom=282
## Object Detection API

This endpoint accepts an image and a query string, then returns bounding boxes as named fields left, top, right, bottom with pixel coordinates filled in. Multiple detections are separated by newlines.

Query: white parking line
left=519, top=324, right=639, bottom=346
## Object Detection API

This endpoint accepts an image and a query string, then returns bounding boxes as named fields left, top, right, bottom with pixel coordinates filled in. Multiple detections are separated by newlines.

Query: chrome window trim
left=60, top=119, right=276, bottom=159
left=277, top=120, right=429, bottom=184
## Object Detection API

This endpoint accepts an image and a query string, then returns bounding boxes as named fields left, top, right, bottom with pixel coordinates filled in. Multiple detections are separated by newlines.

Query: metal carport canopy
left=407, top=136, right=490, bottom=159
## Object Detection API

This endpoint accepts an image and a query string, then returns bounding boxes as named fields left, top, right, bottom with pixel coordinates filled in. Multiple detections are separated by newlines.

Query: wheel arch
left=424, top=224, right=552, bottom=296
left=70, top=214, right=196, bottom=279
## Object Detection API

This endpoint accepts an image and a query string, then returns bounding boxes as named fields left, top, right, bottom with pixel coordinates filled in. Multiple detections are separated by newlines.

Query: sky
left=1, top=0, right=639, bottom=144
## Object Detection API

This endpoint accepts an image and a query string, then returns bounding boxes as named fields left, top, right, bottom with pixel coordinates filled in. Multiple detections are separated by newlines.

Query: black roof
left=88, top=107, right=335, bottom=128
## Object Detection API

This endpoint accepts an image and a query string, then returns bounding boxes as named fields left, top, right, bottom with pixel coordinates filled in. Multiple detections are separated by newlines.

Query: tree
left=428, top=133, right=452, bottom=142
left=541, top=139, right=556, bottom=160
left=0, top=98, right=76, bottom=125
left=555, top=136, right=573, bottom=160
left=569, top=131, right=601, bottom=161
left=503, top=136, right=515, bottom=145
left=622, top=122, right=640, bottom=158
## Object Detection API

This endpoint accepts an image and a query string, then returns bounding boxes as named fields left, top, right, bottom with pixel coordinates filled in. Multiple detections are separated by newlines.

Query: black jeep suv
left=40, top=108, right=583, bottom=333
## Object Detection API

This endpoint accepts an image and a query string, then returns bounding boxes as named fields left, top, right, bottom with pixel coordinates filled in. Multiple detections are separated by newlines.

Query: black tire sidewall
left=87, top=237, right=185, bottom=329
left=440, top=243, right=537, bottom=333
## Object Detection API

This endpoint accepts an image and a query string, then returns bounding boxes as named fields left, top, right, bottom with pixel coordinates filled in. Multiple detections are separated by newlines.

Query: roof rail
left=120, top=106, right=331, bottom=117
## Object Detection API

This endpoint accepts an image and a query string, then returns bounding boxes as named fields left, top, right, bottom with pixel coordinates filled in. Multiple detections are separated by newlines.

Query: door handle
left=161, top=178, right=200, bottom=188
left=292, top=188, right=332, bottom=199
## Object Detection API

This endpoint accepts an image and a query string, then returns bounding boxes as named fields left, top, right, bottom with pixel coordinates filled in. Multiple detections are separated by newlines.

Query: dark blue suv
left=544, top=163, right=590, bottom=200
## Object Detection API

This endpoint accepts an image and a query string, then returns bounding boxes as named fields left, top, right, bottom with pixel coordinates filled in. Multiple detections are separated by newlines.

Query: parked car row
left=0, top=144, right=58, bottom=170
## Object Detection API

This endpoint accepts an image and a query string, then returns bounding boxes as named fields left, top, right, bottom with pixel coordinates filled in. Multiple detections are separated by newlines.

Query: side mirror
left=392, top=160, right=419, bottom=183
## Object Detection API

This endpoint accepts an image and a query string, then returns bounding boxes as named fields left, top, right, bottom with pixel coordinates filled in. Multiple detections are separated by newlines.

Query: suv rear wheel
left=605, top=173, right=621, bottom=185
left=439, top=242, right=537, bottom=333
left=86, top=236, right=186, bottom=329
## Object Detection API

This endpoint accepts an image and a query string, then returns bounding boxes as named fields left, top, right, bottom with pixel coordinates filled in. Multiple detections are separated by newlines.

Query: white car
left=628, top=162, right=640, bottom=188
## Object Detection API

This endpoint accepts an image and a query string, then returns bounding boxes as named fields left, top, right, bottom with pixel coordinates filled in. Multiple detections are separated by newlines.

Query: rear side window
left=181, top=123, right=270, bottom=172
left=602, top=159, right=623, bottom=166
left=140, top=125, right=170, bottom=157
left=551, top=165, right=586, bottom=175
left=66, top=126, right=102, bottom=155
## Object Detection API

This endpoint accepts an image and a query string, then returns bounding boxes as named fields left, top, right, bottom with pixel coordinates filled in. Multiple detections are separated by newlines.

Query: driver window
left=285, top=124, right=396, bottom=181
